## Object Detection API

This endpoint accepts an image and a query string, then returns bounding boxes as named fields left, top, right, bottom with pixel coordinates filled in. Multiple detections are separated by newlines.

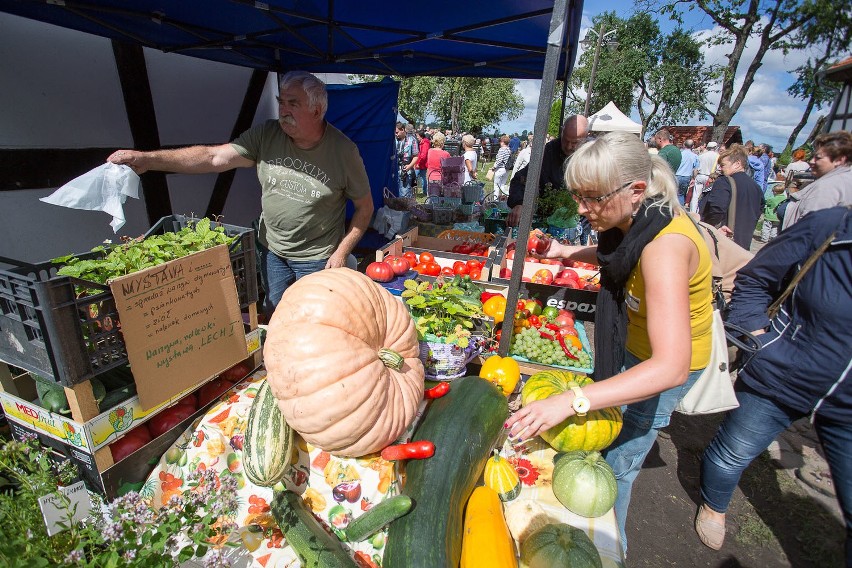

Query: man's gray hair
left=279, top=71, right=328, bottom=119
left=684, top=139, right=694, bottom=149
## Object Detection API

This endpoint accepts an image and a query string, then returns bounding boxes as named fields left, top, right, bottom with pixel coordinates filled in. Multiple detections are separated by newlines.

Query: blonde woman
left=462, top=134, right=478, bottom=184
left=426, top=132, right=451, bottom=182
left=506, top=131, right=713, bottom=554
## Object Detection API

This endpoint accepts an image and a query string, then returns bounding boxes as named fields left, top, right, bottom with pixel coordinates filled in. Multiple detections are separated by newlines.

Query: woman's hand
left=504, top=392, right=572, bottom=441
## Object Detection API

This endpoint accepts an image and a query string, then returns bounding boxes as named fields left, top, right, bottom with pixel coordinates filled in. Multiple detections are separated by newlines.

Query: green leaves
left=402, top=276, right=487, bottom=346
left=53, top=218, right=236, bottom=287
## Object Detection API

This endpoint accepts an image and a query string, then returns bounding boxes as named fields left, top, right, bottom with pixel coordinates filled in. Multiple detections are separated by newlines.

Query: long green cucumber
left=270, top=490, right=357, bottom=568
left=344, top=494, right=413, bottom=542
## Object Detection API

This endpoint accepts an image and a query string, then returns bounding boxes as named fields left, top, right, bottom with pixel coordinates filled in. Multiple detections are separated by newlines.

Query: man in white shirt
left=691, top=141, right=720, bottom=212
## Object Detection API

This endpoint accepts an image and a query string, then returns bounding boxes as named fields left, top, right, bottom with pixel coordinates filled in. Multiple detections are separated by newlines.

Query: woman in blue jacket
left=695, top=206, right=852, bottom=564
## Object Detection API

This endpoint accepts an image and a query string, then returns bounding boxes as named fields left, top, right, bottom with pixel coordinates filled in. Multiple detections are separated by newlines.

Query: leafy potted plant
left=536, top=184, right=579, bottom=241
left=0, top=434, right=241, bottom=567
left=401, top=275, right=489, bottom=379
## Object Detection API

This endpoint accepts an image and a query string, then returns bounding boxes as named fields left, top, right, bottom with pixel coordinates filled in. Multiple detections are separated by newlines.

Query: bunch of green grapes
left=509, top=326, right=591, bottom=368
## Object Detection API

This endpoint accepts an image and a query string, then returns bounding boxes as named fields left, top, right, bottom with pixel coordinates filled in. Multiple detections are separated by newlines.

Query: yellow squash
left=461, top=486, right=518, bottom=568
left=484, top=450, right=521, bottom=501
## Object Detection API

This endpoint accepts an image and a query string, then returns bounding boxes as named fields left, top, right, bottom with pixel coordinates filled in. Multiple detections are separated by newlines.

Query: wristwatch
left=570, top=385, right=591, bottom=417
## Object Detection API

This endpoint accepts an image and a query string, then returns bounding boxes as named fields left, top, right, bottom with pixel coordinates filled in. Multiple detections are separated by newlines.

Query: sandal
left=695, top=503, right=725, bottom=550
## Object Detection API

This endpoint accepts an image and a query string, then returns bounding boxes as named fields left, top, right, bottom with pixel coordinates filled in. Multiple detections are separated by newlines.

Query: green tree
left=783, top=6, right=851, bottom=153
left=349, top=75, right=523, bottom=134
left=569, top=12, right=711, bottom=137
left=651, top=0, right=816, bottom=143
left=549, top=98, right=564, bottom=138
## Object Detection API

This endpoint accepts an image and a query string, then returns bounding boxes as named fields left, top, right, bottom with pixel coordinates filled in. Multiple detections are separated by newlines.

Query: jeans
left=676, top=176, right=691, bottom=206
left=701, top=382, right=852, bottom=564
left=399, top=168, right=414, bottom=198
left=258, top=244, right=328, bottom=317
left=603, top=351, right=702, bottom=554
left=416, top=168, right=428, bottom=195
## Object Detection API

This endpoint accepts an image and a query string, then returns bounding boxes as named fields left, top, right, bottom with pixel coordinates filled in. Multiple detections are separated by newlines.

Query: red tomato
left=149, top=403, right=196, bottom=438
left=554, top=277, right=580, bottom=288
left=466, top=259, right=483, bottom=271
left=219, top=360, right=253, bottom=383
left=452, top=261, right=469, bottom=276
left=469, top=267, right=482, bottom=280
left=531, top=269, right=554, bottom=285
left=424, top=262, right=441, bottom=276
left=441, top=266, right=455, bottom=276
left=411, top=263, right=425, bottom=274
left=109, top=424, right=152, bottom=463
left=403, top=251, right=418, bottom=264
left=198, top=378, right=233, bottom=408
left=385, top=255, right=411, bottom=276
left=456, top=243, right=473, bottom=255
left=557, top=269, right=579, bottom=281
left=365, top=261, right=395, bottom=282
left=499, top=267, right=512, bottom=278
left=555, top=313, right=575, bottom=328
left=506, top=249, right=515, bottom=260
left=527, top=230, right=552, bottom=255
left=419, top=252, right=435, bottom=264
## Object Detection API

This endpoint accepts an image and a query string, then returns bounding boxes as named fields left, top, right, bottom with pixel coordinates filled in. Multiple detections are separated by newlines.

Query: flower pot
left=418, top=336, right=485, bottom=380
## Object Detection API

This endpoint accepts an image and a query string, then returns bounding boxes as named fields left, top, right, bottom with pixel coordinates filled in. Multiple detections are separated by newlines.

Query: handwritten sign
left=110, top=245, right=247, bottom=410
left=38, top=481, right=92, bottom=536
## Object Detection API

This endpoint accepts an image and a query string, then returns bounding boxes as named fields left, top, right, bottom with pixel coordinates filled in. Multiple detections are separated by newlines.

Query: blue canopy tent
left=0, top=0, right=584, bottom=356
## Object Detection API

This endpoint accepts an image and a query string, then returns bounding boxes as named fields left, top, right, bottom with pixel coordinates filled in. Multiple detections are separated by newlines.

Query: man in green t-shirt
left=654, top=128, right=682, bottom=174
left=108, top=71, right=374, bottom=316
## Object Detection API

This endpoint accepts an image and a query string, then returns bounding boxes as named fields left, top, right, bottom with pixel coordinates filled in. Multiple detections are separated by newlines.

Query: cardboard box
left=378, top=226, right=505, bottom=258
left=0, top=328, right=260, bottom=497
left=0, top=216, right=258, bottom=388
left=0, top=328, right=258, bottom=453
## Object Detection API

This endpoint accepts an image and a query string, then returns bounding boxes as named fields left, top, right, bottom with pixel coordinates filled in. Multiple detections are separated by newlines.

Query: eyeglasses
left=568, top=180, right=634, bottom=204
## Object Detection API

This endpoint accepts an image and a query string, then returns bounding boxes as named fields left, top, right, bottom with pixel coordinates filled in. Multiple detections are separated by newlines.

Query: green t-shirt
left=231, top=120, right=371, bottom=260
left=658, top=144, right=682, bottom=173
left=764, top=193, right=787, bottom=223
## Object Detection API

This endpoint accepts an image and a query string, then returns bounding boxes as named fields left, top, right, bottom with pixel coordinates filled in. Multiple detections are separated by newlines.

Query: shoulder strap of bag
left=766, top=230, right=835, bottom=319
left=725, top=174, right=737, bottom=230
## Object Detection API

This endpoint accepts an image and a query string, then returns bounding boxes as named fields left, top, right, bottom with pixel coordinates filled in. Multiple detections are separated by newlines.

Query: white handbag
left=676, top=309, right=739, bottom=415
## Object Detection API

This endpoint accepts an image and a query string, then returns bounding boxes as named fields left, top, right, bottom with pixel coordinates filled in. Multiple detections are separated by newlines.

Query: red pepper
left=545, top=323, right=560, bottom=332
left=381, top=441, right=436, bottom=461
left=539, top=331, right=556, bottom=341
left=480, top=291, right=502, bottom=303
left=424, top=382, right=450, bottom=399
left=528, top=315, right=542, bottom=328
left=556, top=334, right=579, bottom=360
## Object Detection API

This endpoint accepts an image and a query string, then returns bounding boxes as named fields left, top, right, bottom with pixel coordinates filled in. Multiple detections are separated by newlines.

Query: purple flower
left=64, top=549, right=84, bottom=564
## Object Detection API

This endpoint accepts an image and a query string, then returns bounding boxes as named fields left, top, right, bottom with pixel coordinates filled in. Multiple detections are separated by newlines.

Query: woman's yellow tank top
left=624, top=213, right=714, bottom=370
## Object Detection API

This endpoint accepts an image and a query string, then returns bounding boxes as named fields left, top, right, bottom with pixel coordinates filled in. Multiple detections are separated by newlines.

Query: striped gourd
left=484, top=450, right=521, bottom=502
left=244, top=379, right=294, bottom=486
left=521, top=370, right=622, bottom=452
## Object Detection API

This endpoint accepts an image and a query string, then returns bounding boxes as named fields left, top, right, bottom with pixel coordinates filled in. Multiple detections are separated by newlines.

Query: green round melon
left=520, top=523, right=602, bottom=568
left=552, top=450, right=617, bottom=518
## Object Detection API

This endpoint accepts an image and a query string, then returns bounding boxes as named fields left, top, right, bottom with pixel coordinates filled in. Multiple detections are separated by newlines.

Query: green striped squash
left=244, top=379, right=294, bottom=487
left=552, top=450, right=617, bottom=518
left=521, top=523, right=603, bottom=568
left=521, top=370, right=622, bottom=452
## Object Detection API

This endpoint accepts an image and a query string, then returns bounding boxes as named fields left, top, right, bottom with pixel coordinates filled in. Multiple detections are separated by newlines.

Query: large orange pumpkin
left=264, top=268, right=425, bottom=457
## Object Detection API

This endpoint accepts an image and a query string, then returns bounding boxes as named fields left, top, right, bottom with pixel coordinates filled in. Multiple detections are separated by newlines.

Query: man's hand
left=720, top=225, right=734, bottom=239
left=507, top=205, right=523, bottom=227
left=325, top=251, right=349, bottom=269
left=107, top=150, right=148, bottom=175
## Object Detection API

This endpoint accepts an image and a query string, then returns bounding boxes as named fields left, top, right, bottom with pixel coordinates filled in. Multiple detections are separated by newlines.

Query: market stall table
left=143, top=368, right=625, bottom=567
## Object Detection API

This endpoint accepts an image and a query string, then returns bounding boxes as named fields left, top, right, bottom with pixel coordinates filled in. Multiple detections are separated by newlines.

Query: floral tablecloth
left=143, top=369, right=623, bottom=567
left=142, top=369, right=409, bottom=567
left=505, top=436, right=625, bottom=568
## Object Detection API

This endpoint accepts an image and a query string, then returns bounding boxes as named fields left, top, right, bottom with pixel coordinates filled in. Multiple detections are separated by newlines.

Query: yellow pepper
left=483, top=296, right=507, bottom=324
left=479, top=355, right=521, bottom=396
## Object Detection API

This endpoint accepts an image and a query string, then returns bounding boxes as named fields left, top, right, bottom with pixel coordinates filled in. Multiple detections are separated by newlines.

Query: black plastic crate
left=0, top=216, right=257, bottom=387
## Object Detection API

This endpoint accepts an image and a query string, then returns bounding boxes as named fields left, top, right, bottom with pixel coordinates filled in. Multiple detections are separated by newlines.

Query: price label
left=38, top=480, right=92, bottom=536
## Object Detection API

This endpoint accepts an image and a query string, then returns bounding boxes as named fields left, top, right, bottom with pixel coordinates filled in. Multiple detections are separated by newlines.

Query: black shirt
left=507, top=139, right=568, bottom=208
left=700, top=172, right=765, bottom=249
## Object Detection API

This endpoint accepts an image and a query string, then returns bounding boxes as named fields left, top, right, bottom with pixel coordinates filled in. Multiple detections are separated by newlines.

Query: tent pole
left=497, top=0, right=570, bottom=356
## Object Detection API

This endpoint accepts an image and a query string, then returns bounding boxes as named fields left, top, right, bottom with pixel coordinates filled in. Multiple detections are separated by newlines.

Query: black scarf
left=594, top=199, right=672, bottom=380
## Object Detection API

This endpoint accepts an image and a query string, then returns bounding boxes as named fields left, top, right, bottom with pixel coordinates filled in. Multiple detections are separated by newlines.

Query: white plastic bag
left=40, top=163, right=140, bottom=232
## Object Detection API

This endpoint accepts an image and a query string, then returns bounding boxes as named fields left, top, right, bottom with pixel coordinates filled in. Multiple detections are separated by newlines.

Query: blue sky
left=496, top=1, right=830, bottom=152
